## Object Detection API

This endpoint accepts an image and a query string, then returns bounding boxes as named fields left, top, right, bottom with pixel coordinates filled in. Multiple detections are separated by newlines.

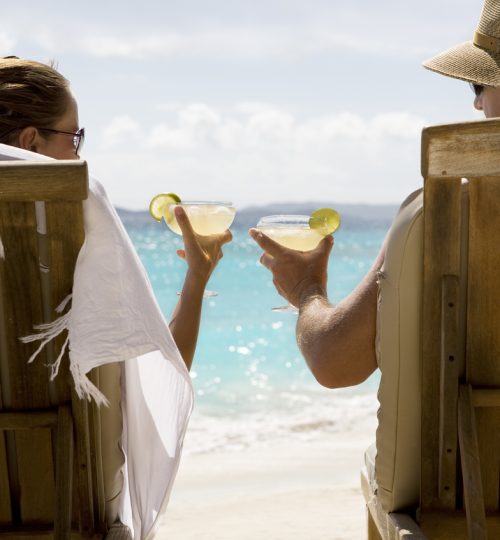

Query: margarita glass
left=164, top=201, right=236, bottom=236
left=164, top=200, right=235, bottom=297
left=256, top=213, right=337, bottom=312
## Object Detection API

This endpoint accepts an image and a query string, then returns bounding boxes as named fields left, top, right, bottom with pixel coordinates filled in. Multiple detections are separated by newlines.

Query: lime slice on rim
left=149, top=192, right=181, bottom=222
left=309, top=208, right=341, bottom=235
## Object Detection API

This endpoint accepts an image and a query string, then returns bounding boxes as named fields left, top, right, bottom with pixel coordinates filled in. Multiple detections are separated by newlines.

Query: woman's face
left=474, top=85, right=500, bottom=119
left=18, top=91, right=82, bottom=160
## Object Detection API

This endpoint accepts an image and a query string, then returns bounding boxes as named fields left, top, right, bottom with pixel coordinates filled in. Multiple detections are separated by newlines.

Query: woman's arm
left=169, top=206, right=232, bottom=370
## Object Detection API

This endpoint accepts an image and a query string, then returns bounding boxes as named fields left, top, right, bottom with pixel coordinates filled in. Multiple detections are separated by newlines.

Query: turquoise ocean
left=121, top=205, right=395, bottom=454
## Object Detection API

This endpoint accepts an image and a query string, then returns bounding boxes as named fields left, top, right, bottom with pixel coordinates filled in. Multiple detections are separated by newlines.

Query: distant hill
left=117, top=201, right=399, bottom=231
left=232, top=202, right=399, bottom=230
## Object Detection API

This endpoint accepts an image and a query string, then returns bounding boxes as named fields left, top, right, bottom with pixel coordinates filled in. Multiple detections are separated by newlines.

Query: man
left=250, top=0, right=500, bottom=389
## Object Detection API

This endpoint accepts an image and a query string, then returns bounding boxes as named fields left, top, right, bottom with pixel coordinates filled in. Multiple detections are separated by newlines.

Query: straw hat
left=423, top=0, right=500, bottom=86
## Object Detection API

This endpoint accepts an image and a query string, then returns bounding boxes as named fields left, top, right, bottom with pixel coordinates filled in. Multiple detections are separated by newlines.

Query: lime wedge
left=309, top=208, right=341, bottom=235
left=149, top=192, right=181, bottom=222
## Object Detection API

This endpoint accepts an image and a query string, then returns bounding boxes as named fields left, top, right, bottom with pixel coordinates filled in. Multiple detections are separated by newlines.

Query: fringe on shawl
left=20, top=294, right=110, bottom=407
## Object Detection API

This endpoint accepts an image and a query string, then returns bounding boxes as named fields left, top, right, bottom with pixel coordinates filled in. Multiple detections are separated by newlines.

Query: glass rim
left=174, top=201, right=234, bottom=206
left=256, top=214, right=311, bottom=227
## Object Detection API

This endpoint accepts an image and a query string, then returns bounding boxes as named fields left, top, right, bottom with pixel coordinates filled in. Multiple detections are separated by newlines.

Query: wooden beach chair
left=0, top=160, right=130, bottom=539
left=362, top=118, right=500, bottom=539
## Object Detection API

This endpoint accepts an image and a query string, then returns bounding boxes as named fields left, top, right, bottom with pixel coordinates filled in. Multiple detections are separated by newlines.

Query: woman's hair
left=0, top=57, right=70, bottom=145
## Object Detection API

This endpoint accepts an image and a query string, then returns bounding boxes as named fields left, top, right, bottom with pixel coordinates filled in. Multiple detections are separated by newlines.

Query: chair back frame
left=0, top=160, right=107, bottom=539
left=420, top=119, right=500, bottom=538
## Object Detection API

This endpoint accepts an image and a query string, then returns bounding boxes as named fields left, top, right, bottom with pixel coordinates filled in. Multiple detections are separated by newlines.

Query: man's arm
left=296, top=247, right=383, bottom=388
left=249, top=229, right=383, bottom=388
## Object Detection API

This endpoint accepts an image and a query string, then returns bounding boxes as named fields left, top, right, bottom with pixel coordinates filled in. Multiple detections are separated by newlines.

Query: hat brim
left=423, top=41, right=500, bottom=87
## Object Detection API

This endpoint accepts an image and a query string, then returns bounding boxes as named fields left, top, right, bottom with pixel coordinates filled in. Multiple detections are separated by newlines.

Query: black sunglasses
left=470, top=83, right=484, bottom=97
left=0, top=126, right=85, bottom=154
left=36, top=127, right=85, bottom=154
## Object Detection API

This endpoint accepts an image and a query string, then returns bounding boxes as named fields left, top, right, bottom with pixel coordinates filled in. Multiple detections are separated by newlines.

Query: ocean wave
left=182, top=389, right=378, bottom=455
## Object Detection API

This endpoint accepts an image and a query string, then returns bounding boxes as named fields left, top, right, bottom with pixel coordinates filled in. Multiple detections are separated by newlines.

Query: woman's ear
left=17, top=126, right=39, bottom=152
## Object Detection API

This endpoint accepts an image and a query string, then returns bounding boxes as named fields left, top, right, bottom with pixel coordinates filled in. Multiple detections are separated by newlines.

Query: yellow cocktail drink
left=256, top=215, right=329, bottom=251
left=259, top=225, right=324, bottom=251
left=256, top=211, right=341, bottom=312
left=165, top=202, right=236, bottom=236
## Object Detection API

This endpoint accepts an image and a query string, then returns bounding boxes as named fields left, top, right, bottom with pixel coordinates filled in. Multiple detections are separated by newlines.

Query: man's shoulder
left=399, top=188, right=423, bottom=211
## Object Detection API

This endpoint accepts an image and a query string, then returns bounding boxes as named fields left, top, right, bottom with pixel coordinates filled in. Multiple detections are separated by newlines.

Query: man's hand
left=249, top=228, right=334, bottom=308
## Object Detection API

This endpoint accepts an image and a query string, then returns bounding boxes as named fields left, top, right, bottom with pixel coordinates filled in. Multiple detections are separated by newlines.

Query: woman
left=0, top=56, right=231, bottom=371
left=0, top=56, right=233, bottom=537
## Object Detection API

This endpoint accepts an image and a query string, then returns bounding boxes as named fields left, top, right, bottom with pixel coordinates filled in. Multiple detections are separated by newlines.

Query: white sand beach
left=157, top=429, right=374, bottom=540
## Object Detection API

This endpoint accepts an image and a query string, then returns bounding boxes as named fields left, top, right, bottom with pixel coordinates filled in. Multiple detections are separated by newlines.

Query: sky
left=1, top=0, right=484, bottom=210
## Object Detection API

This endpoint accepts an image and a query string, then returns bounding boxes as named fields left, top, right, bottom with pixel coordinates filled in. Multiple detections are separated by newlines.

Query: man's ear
left=17, top=126, right=39, bottom=152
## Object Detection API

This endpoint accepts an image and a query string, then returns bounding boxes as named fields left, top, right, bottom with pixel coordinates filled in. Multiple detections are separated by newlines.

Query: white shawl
left=0, top=144, right=194, bottom=540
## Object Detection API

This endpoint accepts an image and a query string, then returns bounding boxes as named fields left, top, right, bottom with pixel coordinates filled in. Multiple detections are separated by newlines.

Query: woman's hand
left=249, top=228, right=333, bottom=308
left=169, top=206, right=232, bottom=370
left=175, top=206, right=232, bottom=287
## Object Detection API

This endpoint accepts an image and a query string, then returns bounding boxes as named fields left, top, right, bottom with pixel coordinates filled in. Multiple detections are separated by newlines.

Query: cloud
left=82, top=35, right=183, bottom=59
left=0, top=33, right=17, bottom=54
left=146, top=125, right=194, bottom=150
left=96, top=103, right=426, bottom=209
left=370, top=112, right=425, bottom=139
left=80, top=29, right=404, bottom=60
left=128, top=103, right=426, bottom=151
left=78, top=22, right=437, bottom=61
left=81, top=29, right=282, bottom=60
left=2, top=25, right=399, bottom=61
left=101, top=115, right=142, bottom=148
left=0, top=0, right=478, bottom=63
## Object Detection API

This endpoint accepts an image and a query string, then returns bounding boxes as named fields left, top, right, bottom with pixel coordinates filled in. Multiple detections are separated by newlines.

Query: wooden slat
left=421, top=119, right=500, bottom=178
left=88, top=369, right=105, bottom=528
left=472, top=389, right=500, bottom=408
left=388, top=514, right=428, bottom=539
left=71, top=389, right=94, bottom=534
left=54, top=405, right=73, bottom=540
left=0, top=252, right=13, bottom=525
left=367, top=509, right=383, bottom=540
left=0, top=411, right=57, bottom=430
left=45, top=199, right=88, bottom=528
left=419, top=512, right=500, bottom=539
left=458, top=384, right=487, bottom=540
left=45, top=200, right=85, bottom=404
left=362, top=469, right=427, bottom=540
left=3, top=432, right=20, bottom=524
left=467, top=177, right=500, bottom=384
left=0, top=531, right=102, bottom=539
left=0, top=252, right=9, bottom=409
left=35, top=202, right=59, bottom=405
left=0, top=201, right=50, bottom=409
left=365, top=497, right=427, bottom=539
left=421, top=176, right=462, bottom=510
left=438, top=275, right=460, bottom=508
left=0, top=161, right=88, bottom=202
left=475, top=409, right=500, bottom=511
left=467, top=176, right=500, bottom=512
left=0, top=432, right=11, bottom=523
left=16, top=430, right=55, bottom=522
left=0, top=200, right=56, bottom=523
